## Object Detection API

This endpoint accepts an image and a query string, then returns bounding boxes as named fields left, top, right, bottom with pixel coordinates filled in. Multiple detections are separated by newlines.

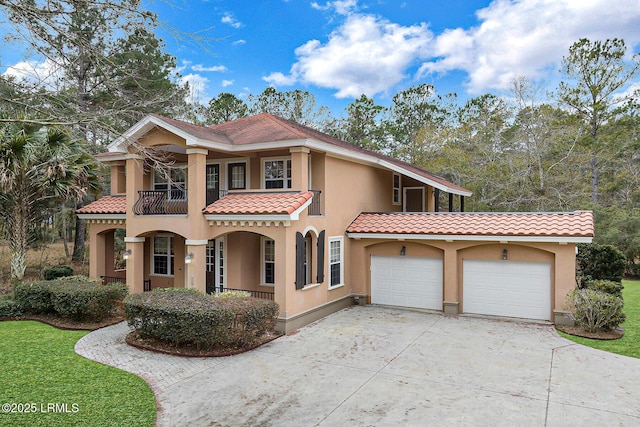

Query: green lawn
left=559, top=279, right=640, bottom=359
left=0, top=321, right=156, bottom=427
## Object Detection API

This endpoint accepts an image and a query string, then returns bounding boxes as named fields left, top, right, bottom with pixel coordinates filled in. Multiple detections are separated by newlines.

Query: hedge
left=583, top=279, right=624, bottom=298
left=43, top=265, right=74, bottom=280
left=125, top=288, right=279, bottom=349
left=0, top=298, right=23, bottom=317
left=14, top=277, right=128, bottom=321
left=577, top=243, right=627, bottom=282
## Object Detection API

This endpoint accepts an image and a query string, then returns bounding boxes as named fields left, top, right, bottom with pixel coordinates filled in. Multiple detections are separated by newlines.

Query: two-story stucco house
left=77, top=113, right=594, bottom=332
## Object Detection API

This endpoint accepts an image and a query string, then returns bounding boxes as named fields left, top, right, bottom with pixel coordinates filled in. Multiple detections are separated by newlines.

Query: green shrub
left=14, top=278, right=127, bottom=321
left=577, top=243, right=627, bottom=282
left=14, top=281, right=55, bottom=314
left=216, top=295, right=280, bottom=345
left=567, top=288, right=626, bottom=332
left=125, top=289, right=235, bottom=349
left=0, top=298, right=23, bottom=317
left=43, top=265, right=74, bottom=280
left=214, top=290, right=250, bottom=299
left=583, top=279, right=624, bottom=298
left=125, top=288, right=280, bottom=349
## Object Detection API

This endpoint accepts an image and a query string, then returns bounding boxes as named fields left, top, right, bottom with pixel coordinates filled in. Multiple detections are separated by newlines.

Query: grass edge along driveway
left=0, top=321, right=155, bottom=427
left=559, top=279, right=640, bottom=359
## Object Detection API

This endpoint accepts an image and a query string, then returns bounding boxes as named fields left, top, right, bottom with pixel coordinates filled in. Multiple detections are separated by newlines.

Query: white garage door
left=463, top=259, right=551, bottom=320
left=371, top=256, right=443, bottom=310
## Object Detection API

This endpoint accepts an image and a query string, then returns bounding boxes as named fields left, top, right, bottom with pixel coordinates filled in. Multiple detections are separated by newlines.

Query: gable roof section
left=76, top=195, right=126, bottom=219
left=346, top=211, right=594, bottom=243
left=203, top=191, right=314, bottom=221
left=105, top=113, right=471, bottom=197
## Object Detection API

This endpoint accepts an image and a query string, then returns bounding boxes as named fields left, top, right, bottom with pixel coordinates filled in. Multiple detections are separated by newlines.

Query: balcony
left=133, top=190, right=188, bottom=215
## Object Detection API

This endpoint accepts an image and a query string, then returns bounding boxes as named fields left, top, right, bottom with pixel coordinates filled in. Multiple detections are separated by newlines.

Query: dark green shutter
left=295, top=232, right=305, bottom=289
left=316, top=230, right=325, bottom=283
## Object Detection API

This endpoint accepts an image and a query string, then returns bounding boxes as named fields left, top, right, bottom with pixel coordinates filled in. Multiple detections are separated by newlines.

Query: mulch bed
left=556, top=325, right=624, bottom=340
left=125, top=330, right=283, bottom=357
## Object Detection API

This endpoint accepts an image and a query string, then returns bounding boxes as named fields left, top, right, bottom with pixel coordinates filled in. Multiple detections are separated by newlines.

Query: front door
left=206, top=239, right=216, bottom=294
left=206, top=164, right=220, bottom=205
left=205, top=238, right=225, bottom=294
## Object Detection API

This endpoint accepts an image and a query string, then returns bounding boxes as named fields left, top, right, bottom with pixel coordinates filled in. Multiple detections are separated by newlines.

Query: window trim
left=261, top=157, right=292, bottom=190
left=261, top=237, right=275, bottom=287
left=328, top=236, right=344, bottom=289
left=151, top=235, right=174, bottom=277
left=153, top=166, right=187, bottom=200
left=227, top=161, right=247, bottom=190
left=393, top=173, right=401, bottom=205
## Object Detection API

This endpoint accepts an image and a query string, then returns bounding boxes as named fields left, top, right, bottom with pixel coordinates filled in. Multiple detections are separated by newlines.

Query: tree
left=204, top=92, right=248, bottom=125
left=342, top=94, right=386, bottom=151
left=1, top=1, right=188, bottom=260
left=385, top=84, right=453, bottom=163
left=0, top=121, right=102, bottom=280
left=248, top=87, right=332, bottom=129
left=557, top=38, right=640, bottom=204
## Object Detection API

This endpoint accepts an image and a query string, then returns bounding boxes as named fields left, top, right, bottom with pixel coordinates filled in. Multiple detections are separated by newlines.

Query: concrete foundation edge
left=553, top=310, right=575, bottom=326
left=276, top=295, right=354, bottom=334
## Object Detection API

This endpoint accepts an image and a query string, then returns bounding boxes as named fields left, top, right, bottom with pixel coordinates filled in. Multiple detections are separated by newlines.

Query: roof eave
left=346, top=232, right=593, bottom=244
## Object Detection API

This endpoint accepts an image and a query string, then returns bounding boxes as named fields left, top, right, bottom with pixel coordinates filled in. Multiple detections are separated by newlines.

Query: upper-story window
left=154, top=168, right=186, bottom=200
left=393, top=173, right=401, bottom=205
left=228, top=162, right=246, bottom=190
left=264, top=159, right=292, bottom=189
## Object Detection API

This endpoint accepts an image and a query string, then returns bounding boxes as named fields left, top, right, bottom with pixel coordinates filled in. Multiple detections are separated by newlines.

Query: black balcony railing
left=308, top=190, right=322, bottom=216
left=133, top=190, right=188, bottom=215
left=206, top=189, right=229, bottom=206
left=101, top=275, right=125, bottom=284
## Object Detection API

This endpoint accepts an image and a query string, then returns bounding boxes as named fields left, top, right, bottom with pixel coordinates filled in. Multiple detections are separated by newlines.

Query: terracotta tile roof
left=209, top=114, right=470, bottom=195
left=203, top=191, right=314, bottom=215
left=347, top=211, right=594, bottom=238
left=76, top=195, right=126, bottom=215
left=148, top=113, right=231, bottom=143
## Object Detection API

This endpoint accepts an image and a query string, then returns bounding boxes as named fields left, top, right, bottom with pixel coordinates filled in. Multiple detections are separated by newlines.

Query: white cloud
left=221, top=12, right=242, bottom=29
left=311, top=0, right=358, bottom=15
left=221, top=79, right=234, bottom=87
left=418, top=0, right=640, bottom=94
left=181, top=74, right=210, bottom=104
left=264, top=14, right=432, bottom=98
left=3, top=58, right=63, bottom=90
left=192, top=64, right=227, bottom=72
left=232, top=39, right=246, bottom=46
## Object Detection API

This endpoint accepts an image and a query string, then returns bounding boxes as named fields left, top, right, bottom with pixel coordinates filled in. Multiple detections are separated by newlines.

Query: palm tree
left=0, top=121, right=102, bottom=280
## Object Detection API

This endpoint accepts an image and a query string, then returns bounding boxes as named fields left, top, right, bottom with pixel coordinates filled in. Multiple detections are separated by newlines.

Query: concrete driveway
left=75, top=306, right=640, bottom=426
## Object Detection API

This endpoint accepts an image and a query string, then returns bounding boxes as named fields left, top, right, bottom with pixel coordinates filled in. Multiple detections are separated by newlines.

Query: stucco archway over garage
left=346, top=211, right=595, bottom=325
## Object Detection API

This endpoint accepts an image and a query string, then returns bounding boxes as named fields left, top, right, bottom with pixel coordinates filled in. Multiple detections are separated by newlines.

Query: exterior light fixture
left=502, top=249, right=508, bottom=260
left=123, top=249, right=132, bottom=260
left=400, top=246, right=406, bottom=256
left=185, top=253, right=194, bottom=264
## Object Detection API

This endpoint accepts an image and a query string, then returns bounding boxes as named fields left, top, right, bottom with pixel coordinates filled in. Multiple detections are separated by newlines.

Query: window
left=264, top=159, right=292, bottom=189
left=152, top=236, right=174, bottom=276
left=228, top=162, right=246, bottom=190
left=263, top=238, right=275, bottom=285
left=393, top=173, right=401, bottom=205
left=154, top=168, right=186, bottom=200
left=304, top=234, right=312, bottom=284
left=328, top=237, right=343, bottom=288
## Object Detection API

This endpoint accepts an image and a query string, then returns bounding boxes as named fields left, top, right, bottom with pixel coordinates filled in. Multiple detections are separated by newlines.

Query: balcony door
left=205, top=238, right=225, bottom=294
left=206, top=164, right=220, bottom=205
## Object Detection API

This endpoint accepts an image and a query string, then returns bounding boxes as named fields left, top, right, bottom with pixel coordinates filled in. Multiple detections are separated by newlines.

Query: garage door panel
left=371, top=256, right=442, bottom=311
left=463, top=260, right=550, bottom=320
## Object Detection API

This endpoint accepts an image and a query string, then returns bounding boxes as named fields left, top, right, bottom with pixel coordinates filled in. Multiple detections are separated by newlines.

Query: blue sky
left=3, top=0, right=640, bottom=117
